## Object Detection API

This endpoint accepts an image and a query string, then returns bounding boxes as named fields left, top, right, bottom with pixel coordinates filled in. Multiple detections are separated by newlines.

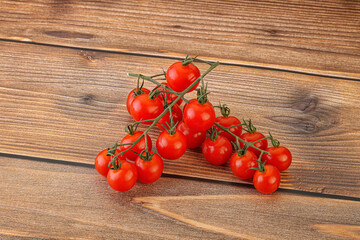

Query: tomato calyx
left=250, top=152, right=266, bottom=173
left=269, top=132, right=280, bottom=148
left=158, top=111, right=179, bottom=135
left=133, top=76, right=147, bottom=97
left=125, top=123, right=139, bottom=136
left=231, top=140, right=247, bottom=157
left=182, top=54, right=198, bottom=66
left=214, top=104, right=231, bottom=117
left=243, top=119, right=257, bottom=134
left=208, top=126, right=221, bottom=141
left=138, top=150, right=156, bottom=161
left=196, top=81, right=210, bottom=104
left=106, top=142, right=124, bottom=171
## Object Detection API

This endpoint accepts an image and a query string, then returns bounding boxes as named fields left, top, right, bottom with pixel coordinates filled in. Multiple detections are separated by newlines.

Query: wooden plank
left=0, top=41, right=359, bottom=197
left=0, top=0, right=359, bottom=78
left=0, top=156, right=359, bottom=240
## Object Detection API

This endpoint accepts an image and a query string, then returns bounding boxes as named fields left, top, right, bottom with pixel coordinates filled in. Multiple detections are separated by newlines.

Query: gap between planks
left=0, top=38, right=359, bottom=83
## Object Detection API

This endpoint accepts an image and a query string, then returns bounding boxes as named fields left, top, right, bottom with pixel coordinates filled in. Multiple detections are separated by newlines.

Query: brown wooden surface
left=0, top=0, right=360, bottom=78
left=1, top=156, right=359, bottom=240
left=1, top=0, right=360, bottom=239
left=1, top=41, right=359, bottom=198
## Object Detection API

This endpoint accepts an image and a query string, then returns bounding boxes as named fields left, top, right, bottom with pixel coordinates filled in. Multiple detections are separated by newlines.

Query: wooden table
left=1, top=1, right=359, bottom=239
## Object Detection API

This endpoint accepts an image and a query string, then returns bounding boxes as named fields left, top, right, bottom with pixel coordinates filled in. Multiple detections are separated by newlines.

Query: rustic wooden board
left=0, top=41, right=360, bottom=197
left=0, top=0, right=359, bottom=78
left=1, top=156, right=359, bottom=240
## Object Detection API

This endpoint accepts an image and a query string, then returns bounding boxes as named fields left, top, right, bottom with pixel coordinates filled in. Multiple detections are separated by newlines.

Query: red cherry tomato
left=202, top=135, right=232, bottom=165
left=239, top=132, right=268, bottom=157
left=176, top=121, right=206, bottom=149
left=183, top=100, right=216, bottom=132
left=262, top=146, right=292, bottom=172
left=159, top=83, right=183, bottom=105
left=126, top=88, right=150, bottom=114
left=130, top=93, right=163, bottom=125
left=230, top=150, right=258, bottom=179
left=107, top=160, right=138, bottom=192
left=253, top=165, right=281, bottom=194
left=120, top=131, right=152, bottom=161
left=215, top=116, right=242, bottom=142
left=156, top=103, right=183, bottom=130
left=166, top=61, right=200, bottom=92
left=135, top=152, right=164, bottom=183
left=156, top=130, right=187, bottom=160
left=95, top=149, right=123, bottom=177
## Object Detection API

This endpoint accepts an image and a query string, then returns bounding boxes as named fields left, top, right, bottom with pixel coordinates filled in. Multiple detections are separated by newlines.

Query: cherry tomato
left=239, top=132, right=268, bottom=157
left=156, top=130, right=187, bottom=160
left=262, top=146, right=292, bottom=172
left=156, top=103, right=183, bottom=130
left=215, top=116, right=242, bottom=142
left=120, top=131, right=152, bottom=161
left=126, top=88, right=150, bottom=114
left=183, top=100, right=216, bottom=132
left=130, top=93, right=163, bottom=125
left=159, top=83, right=183, bottom=105
left=107, top=160, right=138, bottom=192
left=176, top=121, right=206, bottom=149
left=230, top=150, right=258, bottom=179
left=135, top=152, right=164, bottom=183
left=166, top=61, right=200, bottom=92
left=253, top=165, right=281, bottom=194
left=202, top=135, right=232, bottom=165
left=95, top=149, right=123, bottom=177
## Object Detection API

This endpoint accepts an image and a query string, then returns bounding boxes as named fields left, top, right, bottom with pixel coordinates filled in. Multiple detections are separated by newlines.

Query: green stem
left=246, top=136, right=271, bottom=146
left=127, top=73, right=190, bottom=104
left=214, top=122, right=269, bottom=154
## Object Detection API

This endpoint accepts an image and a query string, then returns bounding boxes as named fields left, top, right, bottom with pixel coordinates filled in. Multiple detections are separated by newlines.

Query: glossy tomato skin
left=202, top=135, right=232, bottom=165
left=130, top=93, right=163, bottom=125
left=176, top=121, right=206, bottom=149
left=126, top=88, right=150, bottom=114
left=215, top=116, right=242, bottom=142
left=135, top=153, right=164, bottom=183
left=107, top=160, right=138, bottom=192
left=120, top=131, right=152, bottom=161
left=262, top=146, right=292, bottom=172
left=156, top=103, right=183, bottom=130
left=159, top=83, right=183, bottom=105
left=239, top=132, right=268, bottom=157
left=95, top=149, right=123, bottom=177
left=230, top=150, right=258, bottom=179
left=253, top=165, right=281, bottom=194
left=183, top=100, right=216, bottom=132
left=166, top=62, right=200, bottom=92
left=156, top=131, right=187, bottom=160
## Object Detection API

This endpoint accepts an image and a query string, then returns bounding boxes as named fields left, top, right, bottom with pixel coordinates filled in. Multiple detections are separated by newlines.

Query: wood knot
left=169, top=25, right=182, bottom=29
left=292, top=97, right=318, bottom=113
left=82, top=94, right=95, bottom=105
left=79, top=51, right=95, bottom=62
left=298, top=120, right=317, bottom=133
left=264, top=29, right=279, bottom=35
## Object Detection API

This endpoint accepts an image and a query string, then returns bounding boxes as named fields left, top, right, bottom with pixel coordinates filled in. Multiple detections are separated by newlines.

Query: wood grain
left=0, top=0, right=360, bottom=78
left=1, top=156, right=359, bottom=240
left=0, top=41, right=359, bottom=197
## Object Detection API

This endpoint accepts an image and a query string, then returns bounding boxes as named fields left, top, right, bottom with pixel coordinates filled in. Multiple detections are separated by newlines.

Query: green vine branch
left=109, top=59, right=220, bottom=170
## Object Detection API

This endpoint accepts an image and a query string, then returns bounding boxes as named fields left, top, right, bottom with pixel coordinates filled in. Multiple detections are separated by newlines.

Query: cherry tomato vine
left=94, top=55, right=292, bottom=194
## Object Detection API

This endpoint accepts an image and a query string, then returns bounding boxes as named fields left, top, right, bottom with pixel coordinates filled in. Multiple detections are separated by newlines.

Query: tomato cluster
left=95, top=56, right=292, bottom=194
